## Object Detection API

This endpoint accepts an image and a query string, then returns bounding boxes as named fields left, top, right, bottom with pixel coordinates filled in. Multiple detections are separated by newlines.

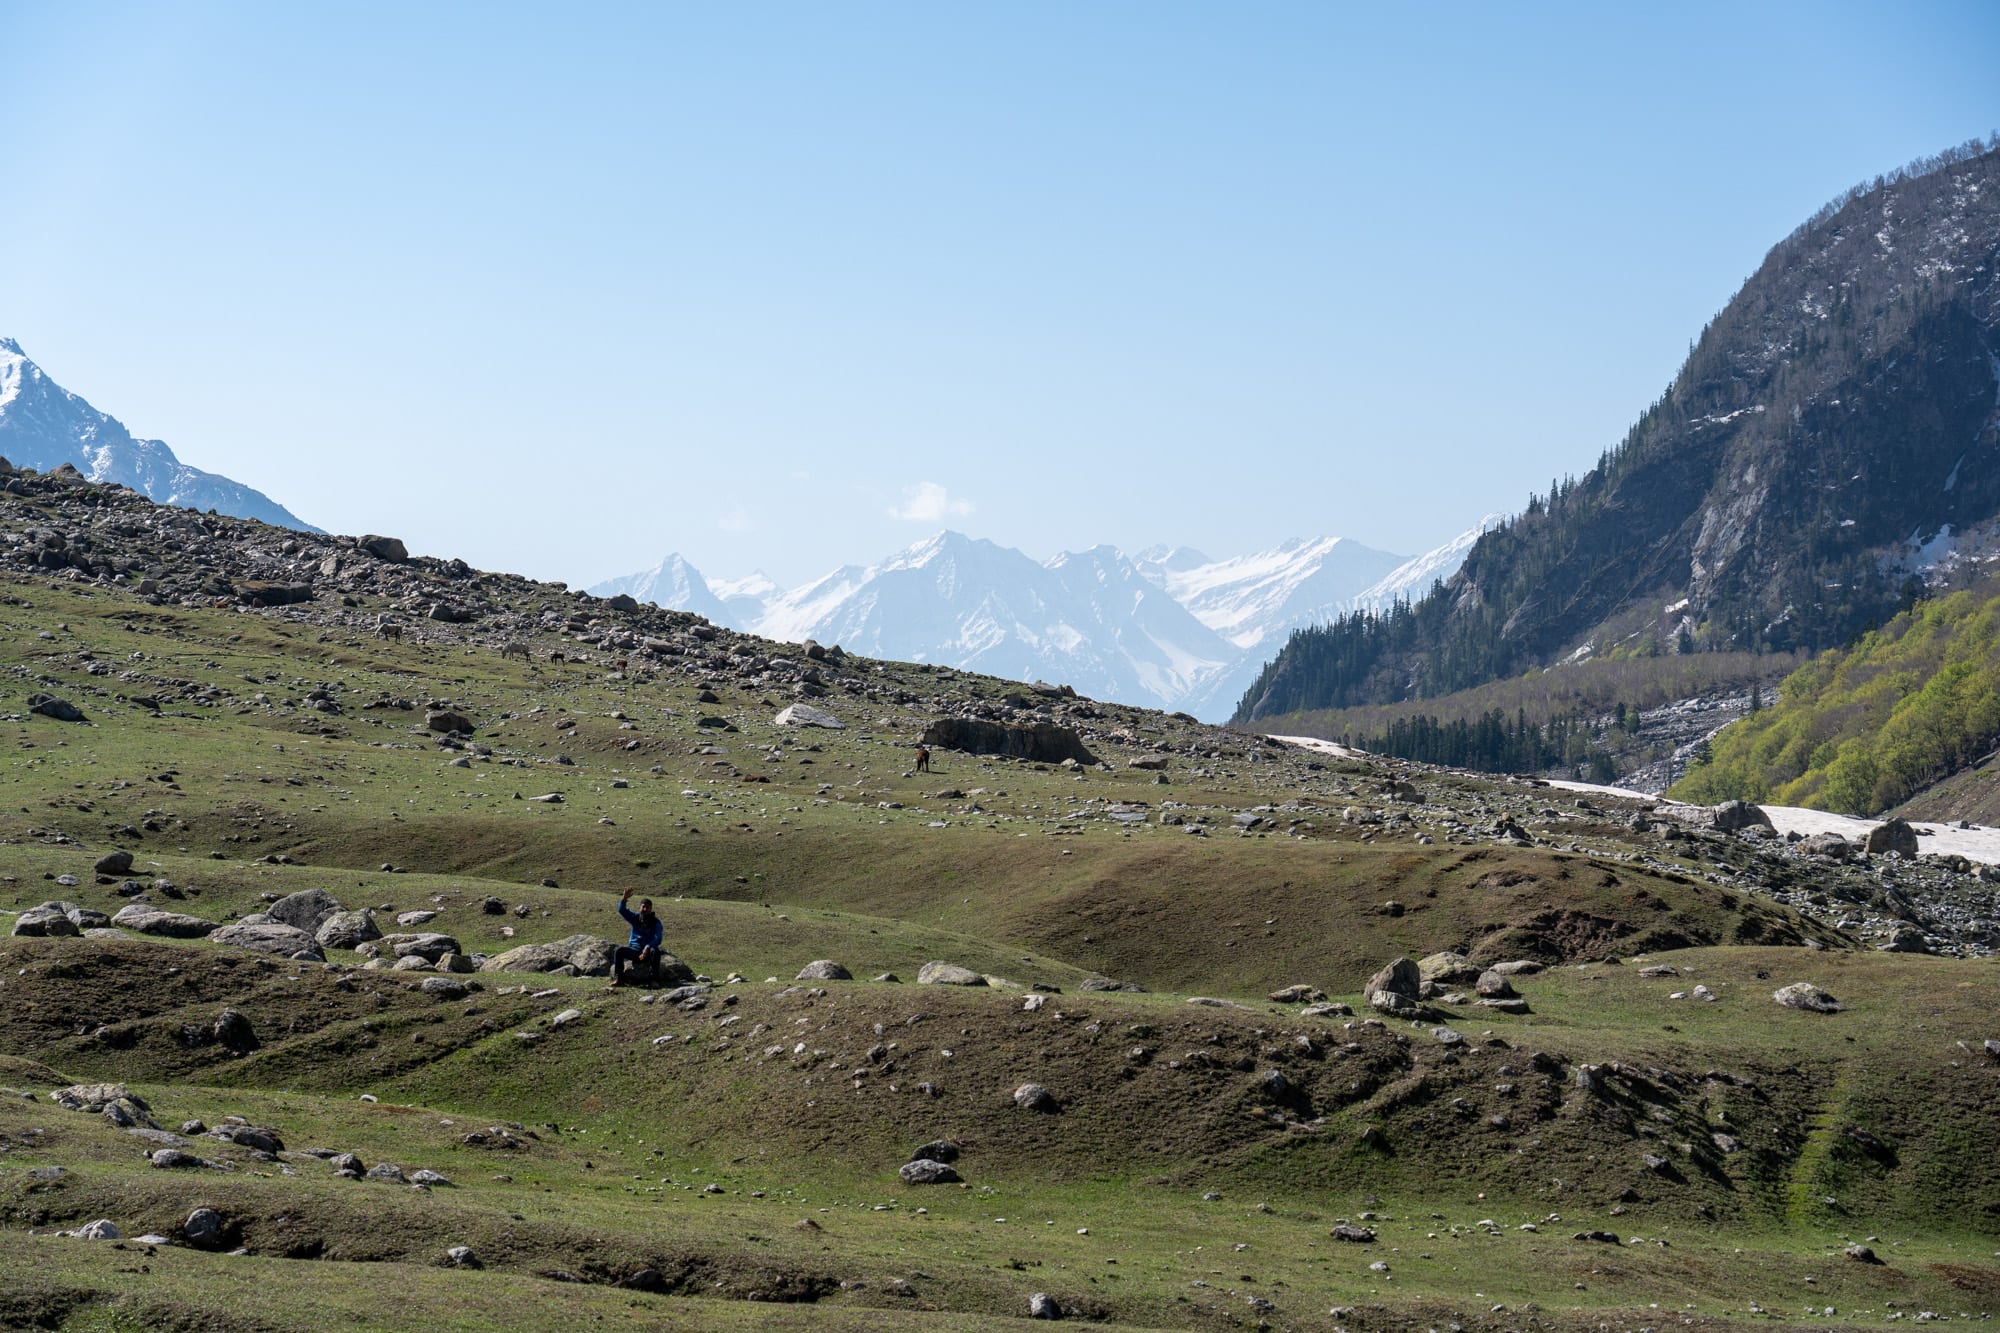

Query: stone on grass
left=1013, top=1083, right=1059, bottom=1113
left=1475, top=969, right=1517, bottom=999
left=795, top=960, right=853, bottom=981
left=917, top=961, right=986, bottom=986
left=410, top=1169, right=454, bottom=1187
left=316, top=910, right=380, bottom=950
left=213, top=1008, right=257, bottom=1053
left=774, top=703, right=843, bottom=729
left=111, top=903, right=215, bottom=938
left=150, top=1149, right=208, bottom=1169
left=447, top=1245, right=481, bottom=1267
left=366, top=1163, right=406, bottom=1184
left=12, top=903, right=80, bottom=937
left=1330, top=1223, right=1377, bottom=1242
left=93, top=850, right=135, bottom=876
left=1364, top=957, right=1422, bottom=1016
left=1028, top=1291, right=1062, bottom=1320
left=899, top=1158, right=962, bottom=1185
left=911, top=1140, right=960, bottom=1164
left=420, top=976, right=470, bottom=998
left=266, top=887, right=344, bottom=934
left=73, top=1219, right=121, bottom=1240
left=1773, top=982, right=1842, bottom=1013
left=481, top=933, right=654, bottom=980
left=208, top=920, right=321, bottom=959
left=184, top=1208, right=224, bottom=1248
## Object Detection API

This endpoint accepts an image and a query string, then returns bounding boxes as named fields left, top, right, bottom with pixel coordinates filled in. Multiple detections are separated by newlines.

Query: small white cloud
left=889, top=481, right=974, bottom=523
left=717, top=508, right=754, bottom=532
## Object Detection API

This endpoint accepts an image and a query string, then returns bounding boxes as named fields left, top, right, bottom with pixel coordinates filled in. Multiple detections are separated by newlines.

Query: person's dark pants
left=612, top=945, right=654, bottom=982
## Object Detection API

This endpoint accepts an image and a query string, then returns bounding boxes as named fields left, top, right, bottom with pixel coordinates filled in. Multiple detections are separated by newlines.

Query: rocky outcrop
left=920, top=717, right=1097, bottom=766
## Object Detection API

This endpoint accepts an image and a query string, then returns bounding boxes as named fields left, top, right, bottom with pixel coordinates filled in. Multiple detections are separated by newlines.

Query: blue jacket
left=618, top=902, right=663, bottom=952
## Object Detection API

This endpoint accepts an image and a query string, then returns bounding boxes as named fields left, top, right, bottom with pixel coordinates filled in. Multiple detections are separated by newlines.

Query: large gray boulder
left=366, top=932, right=462, bottom=963
left=774, top=703, right=843, bottom=729
left=480, top=933, right=650, bottom=980
left=917, top=961, right=986, bottom=987
left=266, top=888, right=344, bottom=935
left=1773, top=982, right=1842, bottom=1013
left=208, top=920, right=322, bottom=959
left=13, top=902, right=80, bottom=937
left=1712, top=800, right=1776, bottom=833
left=316, top=909, right=381, bottom=951
left=1364, top=958, right=1422, bottom=1016
left=111, top=904, right=216, bottom=939
left=1416, top=951, right=1478, bottom=986
left=1865, top=818, right=1920, bottom=857
left=795, top=960, right=853, bottom=981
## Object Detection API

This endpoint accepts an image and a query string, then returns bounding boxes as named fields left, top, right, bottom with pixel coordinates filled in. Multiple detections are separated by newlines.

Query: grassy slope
left=2, top=570, right=1998, bottom=1328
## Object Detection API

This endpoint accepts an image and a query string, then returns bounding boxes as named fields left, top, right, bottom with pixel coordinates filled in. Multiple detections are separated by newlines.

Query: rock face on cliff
left=1240, top=141, right=2000, bottom=723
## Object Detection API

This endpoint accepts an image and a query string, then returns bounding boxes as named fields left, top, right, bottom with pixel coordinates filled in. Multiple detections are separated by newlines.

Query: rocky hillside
left=1239, top=138, right=2000, bottom=724
left=0, top=338, right=314, bottom=531
left=9, top=460, right=2000, bottom=1328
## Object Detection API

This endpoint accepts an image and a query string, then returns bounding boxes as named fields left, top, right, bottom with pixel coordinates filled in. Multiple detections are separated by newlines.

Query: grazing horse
left=915, top=745, right=931, bottom=773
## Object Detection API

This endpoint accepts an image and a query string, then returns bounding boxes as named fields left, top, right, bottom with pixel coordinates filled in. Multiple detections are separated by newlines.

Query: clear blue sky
left=5, top=2, right=1997, bottom=588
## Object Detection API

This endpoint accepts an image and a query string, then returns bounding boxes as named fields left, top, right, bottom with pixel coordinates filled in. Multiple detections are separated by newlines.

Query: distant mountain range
left=591, top=519, right=1498, bottom=720
left=1237, top=138, right=2000, bottom=726
left=0, top=338, right=314, bottom=530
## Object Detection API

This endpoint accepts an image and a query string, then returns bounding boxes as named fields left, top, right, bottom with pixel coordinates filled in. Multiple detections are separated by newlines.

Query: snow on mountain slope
left=0, top=339, right=317, bottom=531
left=591, top=522, right=1495, bottom=720
left=1143, top=536, right=1407, bottom=649
left=1345, top=514, right=1506, bottom=612
left=754, top=532, right=1238, bottom=710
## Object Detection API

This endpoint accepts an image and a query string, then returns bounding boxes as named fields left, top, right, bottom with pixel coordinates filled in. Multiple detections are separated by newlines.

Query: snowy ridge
left=590, top=521, right=1494, bottom=720
left=0, top=339, right=316, bottom=531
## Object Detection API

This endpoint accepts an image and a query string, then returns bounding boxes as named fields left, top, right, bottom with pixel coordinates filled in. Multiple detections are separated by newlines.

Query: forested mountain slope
left=1237, top=138, right=2000, bottom=723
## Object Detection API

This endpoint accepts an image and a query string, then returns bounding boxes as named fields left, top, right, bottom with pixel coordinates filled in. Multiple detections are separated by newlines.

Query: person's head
left=639, top=897, right=654, bottom=916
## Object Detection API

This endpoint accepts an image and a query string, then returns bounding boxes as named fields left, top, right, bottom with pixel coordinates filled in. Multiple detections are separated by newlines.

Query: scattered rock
left=111, top=903, right=215, bottom=938
left=1013, top=1083, right=1059, bottom=1113
left=12, top=902, right=80, bottom=937
left=208, top=920, right=322, bottom=959
left=1772, top=982, right=1842, bottom=1013
left=183, top=1208, right=224, bottom=1248
left=447, top=1245, right=481, bottom=1267
left=1330, top=1224, right=1377, bottom=1242
left=899, top=1159, right=962, bottom=1185
left=93, top=850, right=135, bottom=876
left=1364, top=957, right=1422, bottom=1016
left=266, top=887, right=344, bottom=935
left=795, top=960, right=853, bottom=981
left=316, top=910, right=381, bottom=950
left=774, top=703, right=843, bottom=728
left=1028, top=1291, right=1062, bottom=1320
left=917, top=961, right=986, bottom=986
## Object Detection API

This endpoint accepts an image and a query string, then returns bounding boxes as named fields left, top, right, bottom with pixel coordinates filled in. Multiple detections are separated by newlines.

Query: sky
left=4, top=2, right=1998, bottom=591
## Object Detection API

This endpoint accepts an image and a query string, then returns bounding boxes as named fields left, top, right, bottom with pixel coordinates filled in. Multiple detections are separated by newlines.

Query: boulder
left=1416, top=951, right=1479, bottom=986
left=795, top=960, right=853, bottom=981
left=71, top=1219, right=121, bottom=1240
left=1712, top=800, right=1775, bottom=833
left=917, top=961, right=986, bottom=987
left=1364, top=957, right=1422, bottom=1016
left=267, top=887, right=344, bottom=934
left=371, top=932, right=463, bottom=963
left=1475, top=969, right=1517, bottom=999
left=183, top=1208, right=224, bottom=1248
left=54, top=1084, right=152, bottom=1122
left=111, top=903, right=215, bottom=938
left=208, top=920, right=322, bottom=959
left=420, top=976, right=471, bottom=999
left=1013, top=1083, right=1060, bottom=1113
left=427, top=709, right=474, bottom=734
left=316, top=909, right=381, bottom=951
left=1268, top=984, right=1326, bottom=1003
left=774, top=703, right=843, bottom=729
left=93, top=850, right=135, bottom=876
left=480, top=933, right=650, bottom=980
left=1802, top=831, right=1854, bottom=861
left=899, top=1158, right=962, bottom=1185
left=1773, top=982, right=1842, bottom=1013
left=919, top=717, right=1098, bottom=766
left=213, top=1008, right=257, bottom=1053
left=1029, top=1292, right=1062, bottom=1320
left=12, top=902, right=80, bottom=937
left=911, top=1140, right=960, bottom=1163
left=28, top=694, right=86, bottom=722
left=359, top=534, right=409, bottom=562
left=1865, top=818, right=1920, bottom=857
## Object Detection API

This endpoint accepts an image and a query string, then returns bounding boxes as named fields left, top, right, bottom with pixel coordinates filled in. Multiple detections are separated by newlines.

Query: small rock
left=1013, top=1083, right=1059, bottom=1113
left=899, top=1158, right=962, bottom=1185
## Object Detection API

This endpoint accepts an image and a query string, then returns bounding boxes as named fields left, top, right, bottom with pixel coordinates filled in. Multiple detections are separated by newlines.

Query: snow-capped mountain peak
left=589, top=521, right=1495, bottom=720
left=0, top=339, right=316, bottom=531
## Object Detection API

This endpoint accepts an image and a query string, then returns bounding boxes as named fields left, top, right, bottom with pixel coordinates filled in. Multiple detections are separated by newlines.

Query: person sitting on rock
left=609, top=888, right=664, bottom=988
